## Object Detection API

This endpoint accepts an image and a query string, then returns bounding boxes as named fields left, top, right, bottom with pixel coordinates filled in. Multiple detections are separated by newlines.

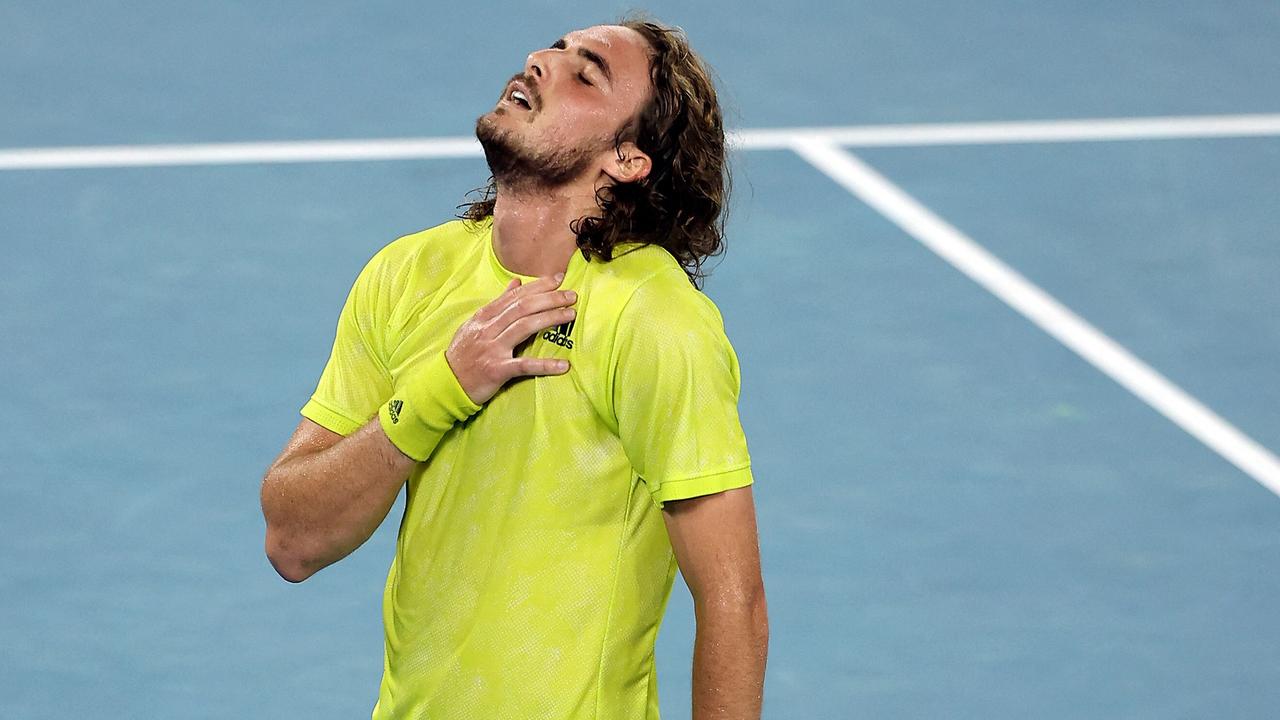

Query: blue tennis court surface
left=3, top=2, right=1278, bottom=718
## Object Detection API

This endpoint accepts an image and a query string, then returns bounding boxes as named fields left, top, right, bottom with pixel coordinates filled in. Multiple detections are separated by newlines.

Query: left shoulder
left=589, top=242, right=693, bottom=295
left=608, top=257, right=738, bottom=383
left=583, top=240, right=716, bottom=334
left=619, top=264, right=726, bottom=336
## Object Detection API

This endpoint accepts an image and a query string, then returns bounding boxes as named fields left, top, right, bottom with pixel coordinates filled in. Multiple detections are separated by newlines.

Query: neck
left=491, top=179, right=602, bottom=278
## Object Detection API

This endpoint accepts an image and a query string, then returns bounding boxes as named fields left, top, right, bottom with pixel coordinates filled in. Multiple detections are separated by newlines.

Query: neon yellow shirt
left=300, top=216, right=753, bottom=719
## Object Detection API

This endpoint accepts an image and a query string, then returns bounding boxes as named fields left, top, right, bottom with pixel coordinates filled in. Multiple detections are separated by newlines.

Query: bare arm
left=663, top=485, right=769, bottom=720
left=260, top=417, right=415, bottom=582
left=261, top=273, right=578, bottom=583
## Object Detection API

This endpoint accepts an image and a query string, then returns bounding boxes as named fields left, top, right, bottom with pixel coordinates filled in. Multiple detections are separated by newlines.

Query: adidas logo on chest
left=542, top=318, right=575, bottom=349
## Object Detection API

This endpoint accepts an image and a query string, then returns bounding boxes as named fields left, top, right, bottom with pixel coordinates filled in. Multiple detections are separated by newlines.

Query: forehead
left=564, top=25, right=653, bottom=84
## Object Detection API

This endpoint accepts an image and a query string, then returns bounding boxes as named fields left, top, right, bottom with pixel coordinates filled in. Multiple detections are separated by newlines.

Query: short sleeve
left=612, top=276, right=754, bottom=510
left=300, top=249, right=396, bottom=436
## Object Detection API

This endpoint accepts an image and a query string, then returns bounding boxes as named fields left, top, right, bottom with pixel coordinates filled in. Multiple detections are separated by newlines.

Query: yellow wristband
left=378, top=349, right=483, bottom=461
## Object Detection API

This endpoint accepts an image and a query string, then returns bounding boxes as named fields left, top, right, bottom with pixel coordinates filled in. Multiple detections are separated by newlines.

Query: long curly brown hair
left=458, top=13, right=731, bottom=290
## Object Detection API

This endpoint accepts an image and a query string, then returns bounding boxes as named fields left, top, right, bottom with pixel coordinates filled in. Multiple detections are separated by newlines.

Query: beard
left=475, top=111, right=613, bottom=193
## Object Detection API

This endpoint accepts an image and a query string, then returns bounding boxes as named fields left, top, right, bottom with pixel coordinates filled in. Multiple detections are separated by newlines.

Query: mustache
left=506, top=72, right=541, bottom=110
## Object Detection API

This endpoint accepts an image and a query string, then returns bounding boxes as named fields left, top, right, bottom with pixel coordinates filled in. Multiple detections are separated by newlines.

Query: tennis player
left=261, top=16, right=767, bottom=719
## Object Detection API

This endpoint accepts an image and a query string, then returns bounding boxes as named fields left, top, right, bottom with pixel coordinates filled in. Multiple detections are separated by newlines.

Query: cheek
left=526, top=121, right=578, bottom=156
left=540, top=102, right=613, bottom=140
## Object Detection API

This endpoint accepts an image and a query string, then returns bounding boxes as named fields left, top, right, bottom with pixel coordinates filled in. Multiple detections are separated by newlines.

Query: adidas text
left=543, top=318, right=575, bottom=349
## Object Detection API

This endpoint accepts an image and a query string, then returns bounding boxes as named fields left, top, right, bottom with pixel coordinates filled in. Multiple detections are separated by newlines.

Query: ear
left=602, top=141, right=651, bottom=184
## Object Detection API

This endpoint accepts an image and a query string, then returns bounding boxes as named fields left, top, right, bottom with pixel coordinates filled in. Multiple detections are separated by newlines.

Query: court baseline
left=4, top=112, right=1276, bottom=497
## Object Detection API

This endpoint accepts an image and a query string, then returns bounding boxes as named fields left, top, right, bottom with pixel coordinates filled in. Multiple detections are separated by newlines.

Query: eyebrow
left=556, top=37, right=612, bottom=84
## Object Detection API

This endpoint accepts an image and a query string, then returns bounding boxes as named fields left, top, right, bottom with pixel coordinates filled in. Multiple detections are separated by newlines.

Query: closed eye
left=550, top=37, right=601, bottom=89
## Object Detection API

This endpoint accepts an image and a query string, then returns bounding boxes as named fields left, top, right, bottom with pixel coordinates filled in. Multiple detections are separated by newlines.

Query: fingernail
left=555, top=272, right=565, bottom=282
left=558, top=360, right=570, bottom=370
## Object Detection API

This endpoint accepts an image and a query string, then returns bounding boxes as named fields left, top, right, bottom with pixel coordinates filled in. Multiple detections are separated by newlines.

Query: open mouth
left=505, top=82, right=534, bottom=111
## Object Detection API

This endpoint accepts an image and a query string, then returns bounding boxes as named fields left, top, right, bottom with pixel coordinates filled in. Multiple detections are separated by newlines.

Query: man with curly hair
left=261, top=15, right=767, bottom=720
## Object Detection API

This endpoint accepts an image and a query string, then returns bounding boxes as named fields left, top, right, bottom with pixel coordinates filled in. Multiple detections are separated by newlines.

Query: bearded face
left=475, top=100, right=613, bottom=192
left=474, top=25, right=655, bottom=194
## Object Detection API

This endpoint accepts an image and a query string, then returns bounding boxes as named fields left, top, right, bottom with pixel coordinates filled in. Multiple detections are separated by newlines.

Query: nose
left=524, top=50, right=545, bottom=80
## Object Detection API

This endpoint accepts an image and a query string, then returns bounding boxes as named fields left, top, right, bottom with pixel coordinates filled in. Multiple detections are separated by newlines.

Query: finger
left=488, top=277, right=575, bottom=328
left=491, top=288, right=576, bottom=330
left=474, top=277, right=523, bottom=322
left=508, top=272, right=564, bottom=298
left=495, top=305, right=576, bottom=349
left=496, top=277, right=521, bottom=300
left=503, top=355, right=571, bottom=378
left=481, top=271, right=563, bottom=322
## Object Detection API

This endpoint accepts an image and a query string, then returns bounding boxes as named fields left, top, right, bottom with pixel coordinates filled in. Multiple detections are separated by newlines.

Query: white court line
left=2, top=113, right=1279, bottom=170
left=0, top=137, right=484, bottom=170
left=3, top=114, right=1278, bottom=492
left=739, top=112, right=1280, bottom=149
left=790, top=137, right=1280, bottom=498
